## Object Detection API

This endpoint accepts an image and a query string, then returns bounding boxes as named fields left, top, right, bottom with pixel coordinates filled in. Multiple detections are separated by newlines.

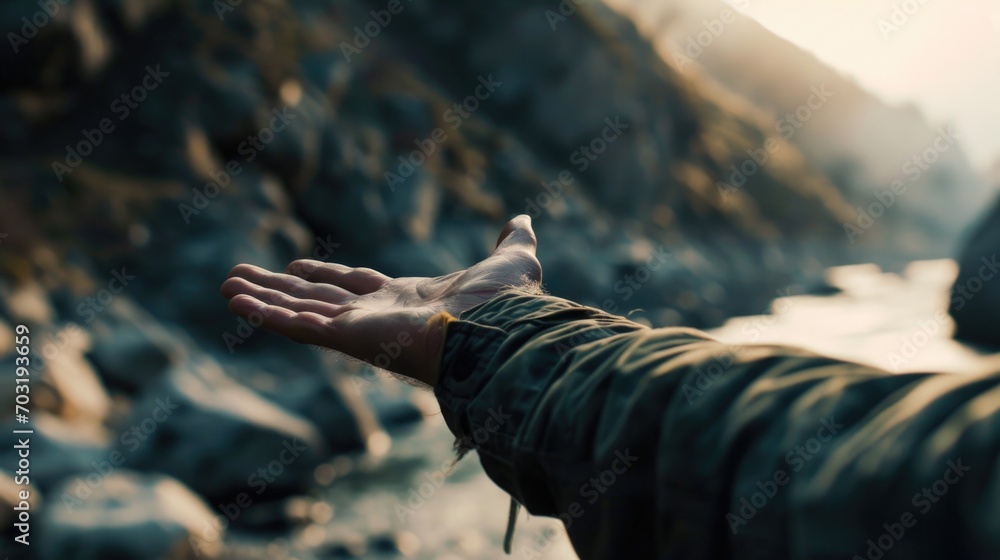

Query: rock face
left=949, top=188, right=1000, bottom=347
left=39, top=472, right=223, bottom=560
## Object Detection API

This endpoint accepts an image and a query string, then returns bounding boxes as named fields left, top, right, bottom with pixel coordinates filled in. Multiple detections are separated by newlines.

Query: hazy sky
left=724, top=0, right=1000, bottom=170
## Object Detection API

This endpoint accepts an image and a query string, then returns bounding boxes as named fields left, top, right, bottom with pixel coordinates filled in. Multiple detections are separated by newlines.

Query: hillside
left=608, top=0, right=991, bottom=265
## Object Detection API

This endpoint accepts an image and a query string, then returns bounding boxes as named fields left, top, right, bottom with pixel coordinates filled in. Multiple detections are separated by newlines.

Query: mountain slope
left=608, top=0, right=991, bottom=265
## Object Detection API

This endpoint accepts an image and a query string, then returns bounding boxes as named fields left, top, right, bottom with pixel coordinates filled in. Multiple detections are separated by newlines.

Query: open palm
left=220, top=215, right=542, bottom=386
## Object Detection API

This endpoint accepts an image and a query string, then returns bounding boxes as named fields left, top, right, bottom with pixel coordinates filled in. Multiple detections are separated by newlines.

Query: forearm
left=433, top=289, right=720, bottom=556
left=434, top=290, right=1000, bottom=559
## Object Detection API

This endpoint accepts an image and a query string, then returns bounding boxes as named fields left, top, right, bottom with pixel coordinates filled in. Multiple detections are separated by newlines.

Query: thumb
left=494, top=214, right=537, bottom=256
left=491, top=215, right=542, bottom=286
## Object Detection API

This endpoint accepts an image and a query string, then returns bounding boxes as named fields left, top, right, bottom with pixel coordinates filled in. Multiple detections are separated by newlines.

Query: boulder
left=949, top=194, right=1000, bottom=347
left=0, top=413, right=110, bottom=494
left=118, top=357, right=329, bottom=503
left=86, top=297, right=186, bottom=395
left=257, top=373, right=372, bottom=455
left=39, top=472, right=222, bottom=560
left=224, top=349, right=380, bottom=454
left=1, top=323, right=110, bottom=426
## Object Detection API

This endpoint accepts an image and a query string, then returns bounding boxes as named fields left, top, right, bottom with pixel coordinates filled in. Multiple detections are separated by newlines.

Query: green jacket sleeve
left=433, top=290, right=1000, bottom=559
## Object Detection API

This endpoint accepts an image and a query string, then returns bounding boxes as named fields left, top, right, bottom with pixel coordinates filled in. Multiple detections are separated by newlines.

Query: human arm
left=221, top=216, right=1000, bottom=559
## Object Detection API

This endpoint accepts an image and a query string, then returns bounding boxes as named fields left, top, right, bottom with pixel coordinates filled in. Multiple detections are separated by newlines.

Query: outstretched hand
left=221, top=215, right=542, bottom=387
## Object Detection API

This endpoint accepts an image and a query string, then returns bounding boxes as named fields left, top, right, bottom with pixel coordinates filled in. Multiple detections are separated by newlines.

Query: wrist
left=417, top=311, right=455, bottom=388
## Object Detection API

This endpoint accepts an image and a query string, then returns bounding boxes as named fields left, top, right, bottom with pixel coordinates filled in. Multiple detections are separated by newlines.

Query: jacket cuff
left=432, top=289, right=645, bottom=496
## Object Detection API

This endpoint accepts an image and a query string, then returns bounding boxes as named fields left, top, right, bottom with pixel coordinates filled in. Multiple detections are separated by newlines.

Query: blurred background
left=0, top=0, right=998, bottom=558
